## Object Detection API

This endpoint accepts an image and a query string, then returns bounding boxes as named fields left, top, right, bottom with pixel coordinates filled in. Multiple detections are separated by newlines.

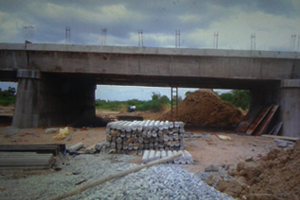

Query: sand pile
left=159, top=89, right=243, bottom=127
left=217, top=141, right=300, bottom=199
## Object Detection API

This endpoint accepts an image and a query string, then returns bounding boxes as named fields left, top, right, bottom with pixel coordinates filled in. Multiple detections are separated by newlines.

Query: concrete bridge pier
left=12, top=70, right=96, bottom=128
left=280, top=79, right=300, bottom=137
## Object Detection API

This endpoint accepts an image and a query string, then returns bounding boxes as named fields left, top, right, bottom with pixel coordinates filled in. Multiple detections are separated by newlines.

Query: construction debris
left=95, top=142, right=110, bottom=152
left=0, top=152, right=54, bottom=169
left=183, top=132, right=204, bottom=138
left=0, top=144, right=65, bottom=156
left=45, top=128, right=59, bottom=134
left=253, top=105, right=279, bottom=136
left=216, top=135, right=231, bottom=141
left=141, top=150, right=193, bottom=164
left=67, top=142, right=84, bottom=152
left=106, top=120, right=185, bottom=154
left=236, top=106, right=262, bottom=133
left=84, top=144, right=97, bottom=154
left=53, top=127, right=69, bottom=140
left=246, top=105, right=273, bottom=135
left=268, top=122, right=282, bottom=135
left=204, top=164, right=220, bottom=172
left=261, top=135, right=300, bottom=141
left=274, top=139, right=288, bottom=148
left=237, top=104, right=279, bottom=136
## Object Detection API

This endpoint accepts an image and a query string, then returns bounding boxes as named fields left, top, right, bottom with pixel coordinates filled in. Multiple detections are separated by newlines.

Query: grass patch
left=96, top=92, right=172, bottom=112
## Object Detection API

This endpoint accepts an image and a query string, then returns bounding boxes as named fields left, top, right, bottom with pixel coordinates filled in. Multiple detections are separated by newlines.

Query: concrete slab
left=138, top=150, right=194, bottom=165
left=148, top=150, right=156, bottom=162
left=142, top=150, right=149, bottom=164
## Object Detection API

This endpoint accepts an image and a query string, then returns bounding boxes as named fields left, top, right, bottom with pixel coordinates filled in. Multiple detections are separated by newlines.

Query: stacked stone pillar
left=106, top=120, right=185, bottom=154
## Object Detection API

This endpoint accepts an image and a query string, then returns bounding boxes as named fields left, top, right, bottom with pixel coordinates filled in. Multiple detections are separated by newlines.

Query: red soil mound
left=221, top=140, right=300, bottom=199
left=159, top=89, right=243, bottom=127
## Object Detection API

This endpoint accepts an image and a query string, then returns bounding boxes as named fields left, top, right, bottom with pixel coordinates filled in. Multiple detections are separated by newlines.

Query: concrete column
left=12, top=70, right=41, bottom=127
left=280, top=79, right=300, bottom=137
left=12, top=70, right=96, bottom=128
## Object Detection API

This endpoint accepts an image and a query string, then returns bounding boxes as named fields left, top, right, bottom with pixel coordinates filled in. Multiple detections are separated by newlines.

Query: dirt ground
left=0, top=109, right=278, bottom=174
left=0, top=108, right=286, bottom=199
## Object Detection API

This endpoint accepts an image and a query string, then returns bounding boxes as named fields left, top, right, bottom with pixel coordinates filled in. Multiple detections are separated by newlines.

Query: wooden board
left=253, top=105, right=279, bottom=136
left=236, top=106, right=262, bottom=133
left=246, top=105, right=273, bottom=135
left=261, top=135, right=299, bottom=141
left=0, top=144, right=66, bottom=156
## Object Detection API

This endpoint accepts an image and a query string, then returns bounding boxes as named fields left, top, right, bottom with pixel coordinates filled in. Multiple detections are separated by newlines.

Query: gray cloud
left=0, top=0, right=242, bottom=43
left=0, top=0, right=299, bottom=49
left=1, top=0, right=299, bottom=100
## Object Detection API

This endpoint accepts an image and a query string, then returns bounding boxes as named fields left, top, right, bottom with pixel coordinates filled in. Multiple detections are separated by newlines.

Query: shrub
left=0, top=87, right=16, bottom=106
left=219, top=90, right=250, bottom=110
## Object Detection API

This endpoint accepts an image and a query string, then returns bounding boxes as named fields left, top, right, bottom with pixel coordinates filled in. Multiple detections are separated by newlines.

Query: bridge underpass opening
left=0, top=81, right=18, bottom=126
left=11, top=70, right=298, bottom=136
left=95, top=85, right=200, bottom=120
left=95, top=85, right=252, bottom=129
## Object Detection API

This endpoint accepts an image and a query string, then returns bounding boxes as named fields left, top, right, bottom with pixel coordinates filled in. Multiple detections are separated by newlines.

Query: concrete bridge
left=0, top=43, right=300, bottom=137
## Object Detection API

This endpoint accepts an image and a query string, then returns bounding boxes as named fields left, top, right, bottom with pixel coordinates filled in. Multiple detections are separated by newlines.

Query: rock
left=204, top=165, right=213, bottom=172
left=193, top=135, right=203, bottom=138
left=205, top=164, right=220, bottom=172
left=275, top=139, right=288, bottom=148
left=183, top=132, right=193, bottom=138
left=45, top=128, right=59, bottom=134
left=245, top=156, right=253, bottom=162
left=198, top=172, right=211, bottom=180
left=72, top=171, right=81, bottom=175
left=202, top=133, right=211, bottom=138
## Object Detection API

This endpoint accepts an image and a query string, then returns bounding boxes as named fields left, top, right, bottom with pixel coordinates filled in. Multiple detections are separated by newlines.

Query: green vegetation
left=185, top=91, right=192, bottom=97
left=219, top=90, right=250, bottom=110
left=96, top=92, right=172, bottom=112
left=0, top=87, right=16, bottom=106
left=97, top=89, right=251, bottom=112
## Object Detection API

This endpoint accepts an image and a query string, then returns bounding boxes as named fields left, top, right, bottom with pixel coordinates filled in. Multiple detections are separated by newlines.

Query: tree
left=219, top=90, right=250, bottom=110
left=231, top=90, right=250, bottom=110
left=151, top=92, right=161, bottom=100
left=0, top=87, right=16, bottom=106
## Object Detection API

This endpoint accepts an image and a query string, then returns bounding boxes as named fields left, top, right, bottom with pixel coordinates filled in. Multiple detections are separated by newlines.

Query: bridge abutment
left=12, top=70, right=96, bottom=128
left=279, top=79, right=300, bottom=137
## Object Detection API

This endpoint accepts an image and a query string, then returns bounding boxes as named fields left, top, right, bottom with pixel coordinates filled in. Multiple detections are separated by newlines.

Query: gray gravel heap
left=0, top=153, right=234, bottom=200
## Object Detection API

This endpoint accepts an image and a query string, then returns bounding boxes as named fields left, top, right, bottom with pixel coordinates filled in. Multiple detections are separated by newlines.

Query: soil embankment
left=160, top=89, right=244, bottom=127
left=208, top=140, right=300, bottom=199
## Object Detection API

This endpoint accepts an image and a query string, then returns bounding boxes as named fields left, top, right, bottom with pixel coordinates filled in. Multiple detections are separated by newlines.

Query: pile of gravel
left=0, top=153, right=234, bottom=200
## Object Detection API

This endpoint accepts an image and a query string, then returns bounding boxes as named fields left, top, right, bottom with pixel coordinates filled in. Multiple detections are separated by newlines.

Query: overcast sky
left=0, top=0, right=299, bottom=100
